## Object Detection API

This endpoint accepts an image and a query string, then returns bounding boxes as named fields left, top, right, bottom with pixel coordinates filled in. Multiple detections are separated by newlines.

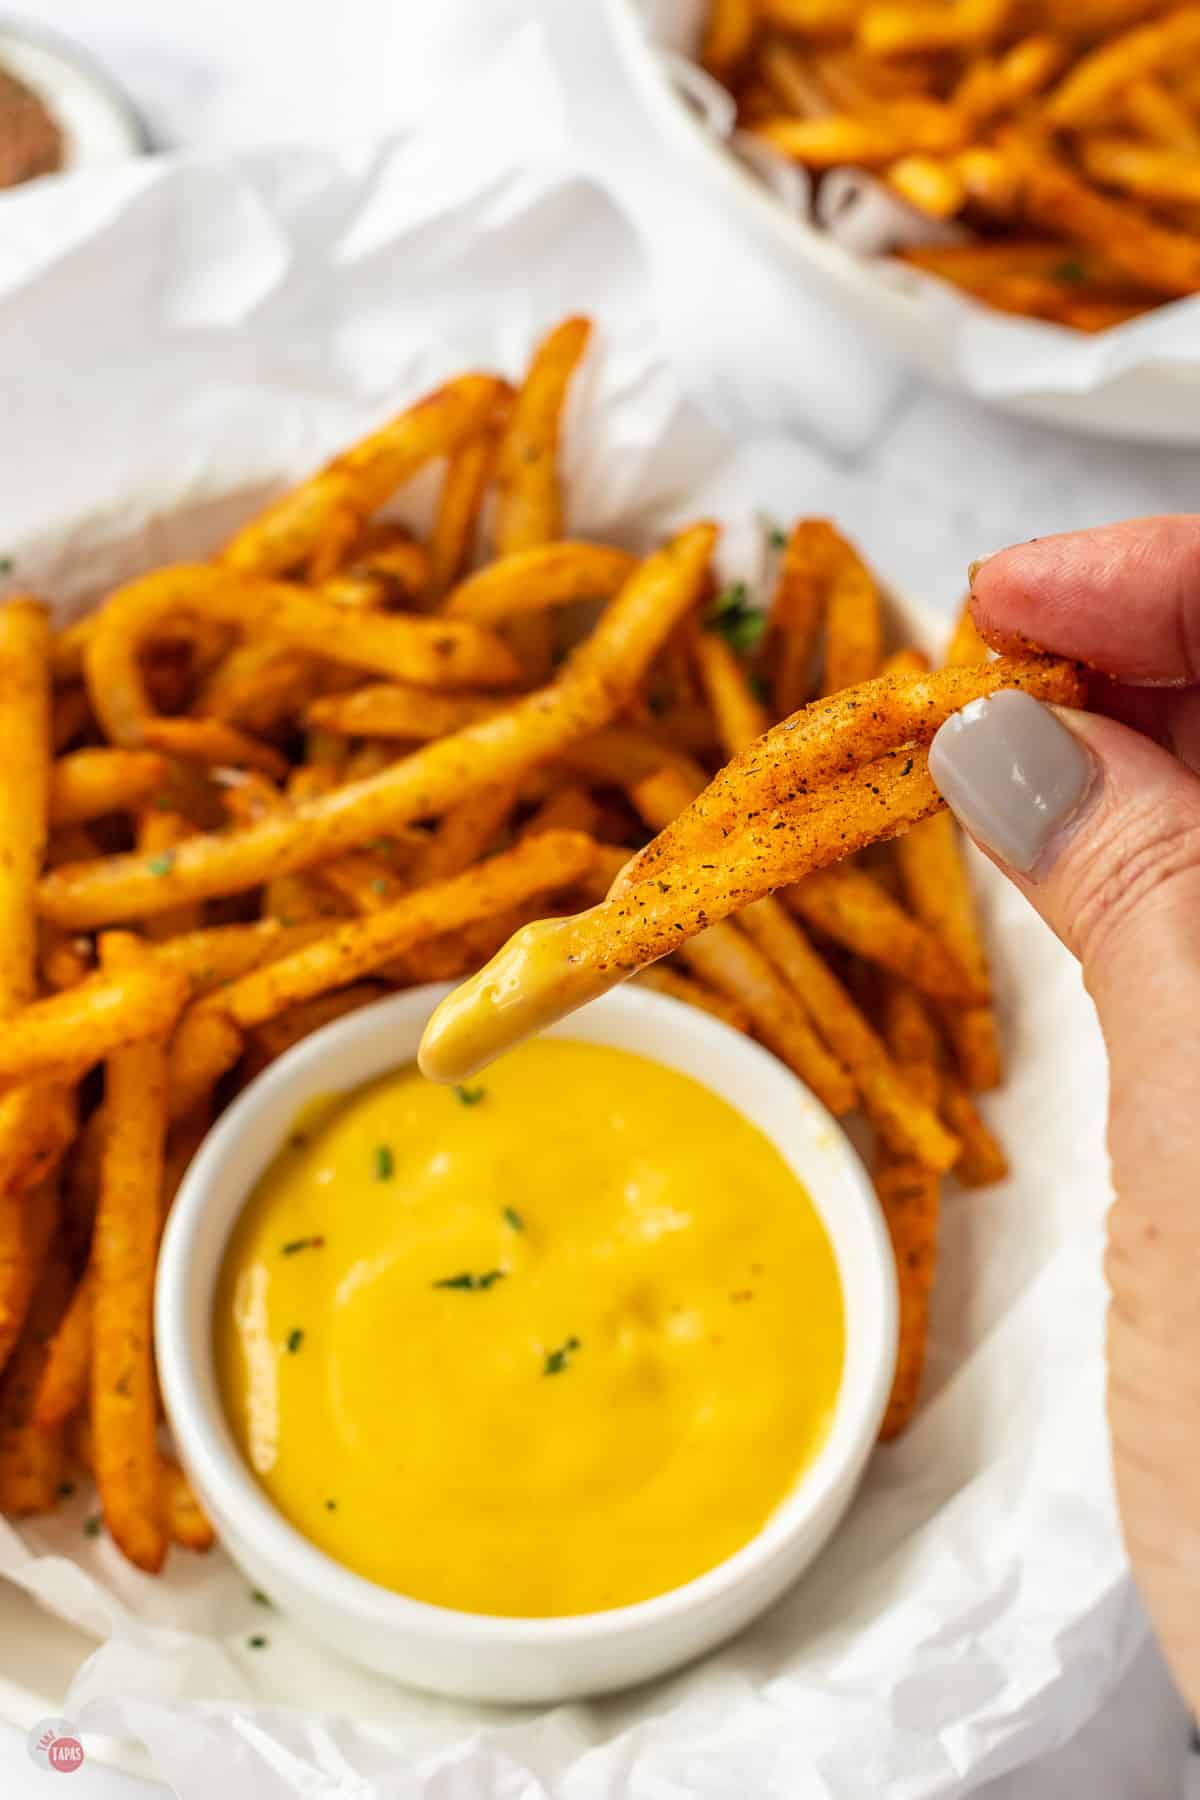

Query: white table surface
left=3, top=2, right=1199, bottom=1794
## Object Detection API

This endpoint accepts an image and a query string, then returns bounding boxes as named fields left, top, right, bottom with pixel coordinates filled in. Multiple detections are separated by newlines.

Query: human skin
left=928, top=516, right=1200, bottom=1714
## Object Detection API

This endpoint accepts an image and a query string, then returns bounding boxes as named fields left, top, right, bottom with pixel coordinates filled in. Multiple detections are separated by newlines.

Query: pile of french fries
left=0, top=314, right=1077, bottom=1580
left=703, top=0, right=1200, bottom=328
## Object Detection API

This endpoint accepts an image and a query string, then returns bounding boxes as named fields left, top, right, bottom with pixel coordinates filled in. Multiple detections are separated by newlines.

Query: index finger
left=972, top=516, right=1200, bottom=686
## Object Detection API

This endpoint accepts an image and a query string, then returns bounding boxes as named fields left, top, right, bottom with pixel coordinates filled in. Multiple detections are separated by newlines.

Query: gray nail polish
left=928, top=689, right=1094, bottom=875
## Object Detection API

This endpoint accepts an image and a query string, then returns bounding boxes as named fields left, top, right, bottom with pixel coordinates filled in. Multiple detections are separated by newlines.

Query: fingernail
left=928, top=689, right=1095, bottom=876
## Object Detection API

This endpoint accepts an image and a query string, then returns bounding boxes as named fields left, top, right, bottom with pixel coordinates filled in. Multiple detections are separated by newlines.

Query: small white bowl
left=156, top=984, right=896, bottom=1704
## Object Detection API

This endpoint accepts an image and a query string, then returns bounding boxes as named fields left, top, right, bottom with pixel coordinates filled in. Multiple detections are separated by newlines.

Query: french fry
left=634, top=964, right=755, bottom=1034
left=785, top=865, right=985, bottom=1000
left=952, top=33, right=1066, bottom=121
left=857, top=0, right=1011, bottom=56
left=819, top=529, right=882, bottom=695
left=1122, top=76, right=1200, bottom=149
left=428, top=390, right=512, bottom=598
left=0, top=963, right=188, bottom=1090
left=874, top=973, right=941, bottom=1439
left=693, top=628, right=769, bottom=756
left=763, top=519, right=834, bottom=716
left=154, top=919, right=330, bottom=995
left=162, top=1456, right=215, bottom=1552
left=221, top=374, right=505, bottom=577
left=1080, top=135, right=1200, bottom=205
left=518, top=783, right=601, bottom=839
left=51, top=685, right=92, bottom=753
left=758, top=0, right=864, bottom=31
left=739, top=897, right=960, bottom=1168
left=0, top=600, right=51, bottom=1010
left=888, top=154, right=967, bottom=218
left=91, top=933, right=170, bottom=1573
left=49, top=749, right=168, bottom=827
left=755, top=101, right=966, bottom=165
left=677, top=922, right=857, bottom=1114
left=137, top=810, right=202, bottom=941
left=306, top=681, right=498, bottom=741
left=0, top=1177, right=59, bottom=1389
left=0, top=1207, right=70, bottom=1513
left=618, top=655, right=1082, bottom=890
left=944, top=597, right=991, bottom=667
left=31, top=1266, right=91, bottom=1432
left=86, top=565, right=520, bottom=758
left=420, top=748, right=949, bottom=1080
left=39, top=525, right=717, bottom=928
left=894, top=810, right=1002, bottom=1089
left=941, top=1068, right=1010, bottom=1185
left=702, top=0, right=757, bottom=74
left=1046, top=5, right=1200, bottom=127
left=997, top=129, right=1200, bottom=295
left=40, top=927, right=93, bottom=992
left=493, top=317, right=593, bottom=681
left=414, top=783, right=518, bottom=884
left=443, top=542, right=636, bottom=627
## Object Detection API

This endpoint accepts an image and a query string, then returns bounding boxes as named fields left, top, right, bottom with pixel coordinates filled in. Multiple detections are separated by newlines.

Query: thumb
left=930, top=688, right=1200, bottom=1711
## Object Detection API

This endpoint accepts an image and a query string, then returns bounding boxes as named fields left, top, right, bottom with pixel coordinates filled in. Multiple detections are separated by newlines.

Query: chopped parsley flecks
left=0, top=556, right=12, bottom=577
left=285, top=1328, right=305, bottom=1354
left=543, top=1336, right=581, bottom=1376
left=250, top=1588, right=272, bottom=1606
left=1051, top=256, right=1086, bottom=284
left=374, top=1144, right=394, bottom=1181
left=433, top=1269, right=506, bottom=1292
left=705, top=582, right=766, bottom=658
left=769, top=526, right=788, bottom=549
left=83, top=1514, right=102, bottom=1538
left=502, top=1206, right=523, bottom=1232
left=454, top=1084, right=486, bottom=1107
left=281, top=1235, right=324, bottom=1255
left=147, top=850, right=175, bottom=877
left=247, top=1634, right=268, bottom=1650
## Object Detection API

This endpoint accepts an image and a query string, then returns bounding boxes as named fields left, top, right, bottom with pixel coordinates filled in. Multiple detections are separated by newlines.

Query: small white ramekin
left=156, top=984, right=896, bottom=1705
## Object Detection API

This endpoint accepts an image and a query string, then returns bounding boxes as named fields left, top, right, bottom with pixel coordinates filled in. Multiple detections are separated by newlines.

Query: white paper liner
left=0, top=31, right=1134, bottom=1800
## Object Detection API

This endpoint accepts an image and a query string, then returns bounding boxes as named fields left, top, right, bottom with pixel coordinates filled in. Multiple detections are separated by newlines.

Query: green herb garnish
left=454, top=1084, right=486, bottom=1106
left=57, top=1481, right=75, bottom=1499
left=1051, top=256, right=1086, bottom=284
left=250, top=1588, right=272, bottom=1606
left=325, top=1498, right=337, bottom=1511
left=147, top=850, right=175, bottom=877
left=247, top=1634, right=268, bottom=1649
left=706, top=582, right=766, bottom=657
left=433, top=1269, right=506, bottom=1291
left=503, top=1206, right=523, bottom=1232
left=374, top=1144, right=394, bottom=1180
left=83, top=1514, right=102, bottom=1537
left=0, top=557, right=13, bottom=577
left=285, top=1328, right=304, bottom=1354
left=370, top=877, right=389, bottom=895
left=281, top=1235, right=324, bottom=1255
left=769, top=527, right=788, bottom=549
left=543, top=1335, right=581, bottom=1376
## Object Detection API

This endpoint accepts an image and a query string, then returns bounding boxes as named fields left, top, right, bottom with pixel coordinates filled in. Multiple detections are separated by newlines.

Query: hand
left=928, top=517, right=1200, bottom=1716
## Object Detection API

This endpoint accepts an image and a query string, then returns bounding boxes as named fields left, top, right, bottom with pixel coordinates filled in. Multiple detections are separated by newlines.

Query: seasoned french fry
left=758, top=0, right=863, bottom=31
left=941, top=1068, right=1010, bottom=1185
left=306, top=682, right=499, bottom=740
left=951, top=33, right=1066, bottom=121
left=137, top=809, right=201, bottom=941
left=154, top=919, right=330, bottom=995
left=493, top=318, right=593, bottom=681
left=221, top=374, right=505, bottom=576
left=242, top=984, right=389, bottom=1076
left=1046, top=5, right=1200, bottom=126
left=888, top=154, right=967, bottom=217
left=91, top=933, right=169, bottom=1572
left=819, top=529, right=882, bottom=695
left=755, top=101, right=966, bottom=165
left=40, top=927, right=92, bottom=992
left=740, top=897, right=960, bottom=1168
left=31, top=1265, right=91, bottom=1432
left=40, top=525, right=717, bottom=928
left=0, top=600, right=50, bottom=1010
left=518, top=783, right=601, bottom=839
left=0, top=963, right=188, bottom=1090
left=618, top=656, right=1082, bottom=890
left=0, top=1176, right=59, bottom=1390
left=786, top=865, right=985, bottom=1000
left=944, top=597, right=991, bottom=667
left=443, top=542, right=636, bottom=627
left=51, top=685, right=92, bottom=753
left=0, top=1205, right=70, bottom=1513
left=1122, top=76, right=1200, bottom=149
left=634, top=964, right=755, bottom=1034
left=428, top=387, right=512, bottom=598
left=693, top=629, right=769, bottom=756
left=874, top=973, right=941, bottom=1440
left=677, top=922, right=857, bottom=1115
left=894, top=810, right=1002, bottom=1089
left=1080, top=135, right=1200, bottom=205
left=414, top=783, right=518, bottom=884
left=702, top=0, right=757, bottom=74
left=162, top=1456, right=215, bottom=1552
left=762, top=519, right=834, bottom=716
left=49, top=749, right=168, bottom=827
left=857, top=0, right=1011, bottom=56
left=86, top=566, right=520, bottom=758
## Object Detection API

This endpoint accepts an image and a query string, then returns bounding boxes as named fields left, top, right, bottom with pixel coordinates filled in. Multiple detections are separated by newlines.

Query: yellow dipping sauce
left=215, top=1040, right=844, bottom=1617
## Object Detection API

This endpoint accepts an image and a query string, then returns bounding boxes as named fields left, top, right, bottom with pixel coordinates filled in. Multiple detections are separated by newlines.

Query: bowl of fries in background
left=0, top=273, right=1117, bottom=1787
left=609, top=0, right=1200, bottom=441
